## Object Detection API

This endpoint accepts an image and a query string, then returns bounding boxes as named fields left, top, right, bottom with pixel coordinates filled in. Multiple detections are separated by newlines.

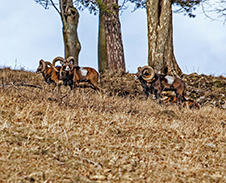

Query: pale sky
left=0, top=0, right=226, bottom=75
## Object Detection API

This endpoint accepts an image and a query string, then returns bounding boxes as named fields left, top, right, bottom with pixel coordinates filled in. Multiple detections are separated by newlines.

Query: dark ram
left=135, top=66, right=186, bottom=103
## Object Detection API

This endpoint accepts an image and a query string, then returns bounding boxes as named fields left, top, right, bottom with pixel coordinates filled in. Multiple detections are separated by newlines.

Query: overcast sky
left=0, top=0, right=225, bottom=76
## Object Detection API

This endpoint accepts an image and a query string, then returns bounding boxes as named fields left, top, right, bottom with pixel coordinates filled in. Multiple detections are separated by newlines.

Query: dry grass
left=0, top=68, right=226, bottom=182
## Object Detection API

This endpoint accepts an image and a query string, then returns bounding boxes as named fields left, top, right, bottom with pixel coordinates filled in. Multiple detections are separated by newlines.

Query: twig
left=78, top=155, right=102, bottom=169
left=7, top=147, right=16, bottom=159
left=42, top=141, right=58, bottom=154
left=13, top=82, right=43, bottom=89
left=49, top=0, right=61, bottom=16
left=66, top=148, right=102, bottom=169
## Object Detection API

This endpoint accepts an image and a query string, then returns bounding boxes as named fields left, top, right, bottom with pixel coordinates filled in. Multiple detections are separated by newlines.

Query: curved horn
left=45, top=61, right=60, bottom=72
left=45, top=61, right=53, bottom=66
left=39, top=59, right=46, bottom=72
left=45, top=62, right=59, bottom=72
left=141, top=66, right=155, bottom=81
left=66, top=56, right=75, bottom=65
left=137, top=66, right=142, bottom=72
left=52, top=56, right=65, bottom=72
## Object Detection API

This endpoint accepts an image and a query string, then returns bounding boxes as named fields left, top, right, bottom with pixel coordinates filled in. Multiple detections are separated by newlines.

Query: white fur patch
left=80, top=68, right=88, bottom=76
left=165, top=76, right=174, bottom=85
left=65, top=66, right=70, bottom=71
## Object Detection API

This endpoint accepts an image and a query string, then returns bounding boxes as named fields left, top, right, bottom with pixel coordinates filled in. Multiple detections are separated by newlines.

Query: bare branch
left=50, top=0, right=61, bottom=15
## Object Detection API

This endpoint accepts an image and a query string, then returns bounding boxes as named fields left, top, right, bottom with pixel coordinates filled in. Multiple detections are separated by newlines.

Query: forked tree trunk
left=98, top=0, right=125, bottom=73
left=60, top=0, right=81, bottom=65
left=146, top=0, right=182, bottom=76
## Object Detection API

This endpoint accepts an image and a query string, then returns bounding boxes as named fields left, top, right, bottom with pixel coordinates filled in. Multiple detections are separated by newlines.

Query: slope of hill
left=0, top=68, right=226, bottom=182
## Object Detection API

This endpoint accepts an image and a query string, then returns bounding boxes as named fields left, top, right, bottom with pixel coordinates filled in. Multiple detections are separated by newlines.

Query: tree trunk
left=60, top=0, right=81, bottom=65
left=146, top=0, right=182, bottom=76
left=98, top=2, right=108, bottom=73
left=98, top=0, right=125, bottom=72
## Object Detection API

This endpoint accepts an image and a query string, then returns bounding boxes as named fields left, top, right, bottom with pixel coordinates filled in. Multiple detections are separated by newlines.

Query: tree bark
left=98, top=0, right=125, bottom=72
left=98, top=2, right=108, bottom=73
left=146, top=0, right=182, bottom=76
left=60, top=0, right=81, bottom=65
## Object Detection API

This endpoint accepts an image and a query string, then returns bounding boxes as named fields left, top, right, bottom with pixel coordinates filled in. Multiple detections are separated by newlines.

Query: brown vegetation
left=0, top=68, right=226, bottom=182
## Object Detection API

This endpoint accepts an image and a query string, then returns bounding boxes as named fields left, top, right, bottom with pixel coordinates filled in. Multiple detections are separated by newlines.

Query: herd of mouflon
left=1, top=56, right=225, bottom=109
left=34, top=56, right=226, bottom=110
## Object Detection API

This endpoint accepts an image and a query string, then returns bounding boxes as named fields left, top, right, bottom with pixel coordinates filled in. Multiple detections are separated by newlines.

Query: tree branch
left=50, top=0, right=61, bottom=16
left=12, top=82, right=43, bottom=89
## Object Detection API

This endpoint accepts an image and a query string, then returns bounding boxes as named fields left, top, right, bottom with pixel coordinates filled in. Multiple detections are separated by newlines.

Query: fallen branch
left=12, top=82, right=43, bottom=89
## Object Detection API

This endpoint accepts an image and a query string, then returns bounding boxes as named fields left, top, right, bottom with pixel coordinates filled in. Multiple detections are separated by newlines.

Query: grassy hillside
left=0, top=68, right=226, bottom=182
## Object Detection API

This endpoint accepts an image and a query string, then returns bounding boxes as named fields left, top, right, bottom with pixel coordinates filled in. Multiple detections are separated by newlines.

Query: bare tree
left=129, top=0, right=202, bottom=76
left=102, top=0, right=125, bottom=72
left=146, top=0, right=182, bottom=76
left=35, top=0, right=81, bottom=65
left=98, top=1, right=108, bottom=73
left=77, top=0, right=126, bottom=73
